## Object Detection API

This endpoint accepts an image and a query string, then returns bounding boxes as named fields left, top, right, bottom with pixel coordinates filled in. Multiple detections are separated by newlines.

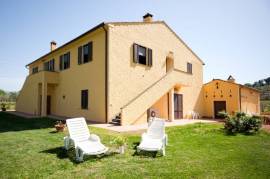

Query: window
left=187, top=62, right=192, bottom=74
left=138, top=46, right=146, bottom=65
left=44, top=59, right=55, bottom=71
left=133, top=43, right=152, bottom=66
left=32, top=67, right=38, bottom=74
left=60, top=52, right=70, bottom=70
left=81, top=90, right=88, bottom=109
left=78, top=42, right=93, bottom=64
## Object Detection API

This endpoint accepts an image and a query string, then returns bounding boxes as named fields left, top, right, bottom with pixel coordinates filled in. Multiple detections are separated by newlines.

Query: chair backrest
left=66, top=117, right=90, bottom=142
left=146, top=118, right=165, bottom=139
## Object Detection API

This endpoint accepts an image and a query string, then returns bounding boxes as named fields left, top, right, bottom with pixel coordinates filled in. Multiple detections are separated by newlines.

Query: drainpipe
left=239, top=87, right=242, bottom=112
left=102, top=25, right=108, bottom=123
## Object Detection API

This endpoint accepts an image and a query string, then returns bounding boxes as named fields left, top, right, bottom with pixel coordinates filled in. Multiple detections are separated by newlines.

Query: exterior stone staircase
left=120, top=69, right=192, bottom=125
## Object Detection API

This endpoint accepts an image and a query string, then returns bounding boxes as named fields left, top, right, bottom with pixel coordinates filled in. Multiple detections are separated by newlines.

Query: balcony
left=28, top=71, right=59, bottom=84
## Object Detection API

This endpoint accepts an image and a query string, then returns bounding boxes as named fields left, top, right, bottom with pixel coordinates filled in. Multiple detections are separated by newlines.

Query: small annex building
left=203, top=75, right=260, bottom=118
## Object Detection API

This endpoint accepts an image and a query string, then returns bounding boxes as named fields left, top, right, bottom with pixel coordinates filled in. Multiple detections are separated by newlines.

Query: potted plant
left=1, top=103, right=6, bottom=111
left=54, top=120, right=65, bottom=132
left=112, top=136, right=127, bottom=154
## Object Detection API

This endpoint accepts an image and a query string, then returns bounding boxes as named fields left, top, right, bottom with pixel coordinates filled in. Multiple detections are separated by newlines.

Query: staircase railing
left=120, top=68, right=191, bottom=125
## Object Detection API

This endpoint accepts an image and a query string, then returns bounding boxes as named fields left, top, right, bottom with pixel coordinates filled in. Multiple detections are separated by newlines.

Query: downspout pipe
left=102, top=25, right=108, bottom=123
left=239, top=87, right=242, bottom=112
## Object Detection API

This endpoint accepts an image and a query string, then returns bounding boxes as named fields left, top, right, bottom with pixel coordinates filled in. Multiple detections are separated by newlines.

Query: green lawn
left=0, top=112, right=270, bottom=178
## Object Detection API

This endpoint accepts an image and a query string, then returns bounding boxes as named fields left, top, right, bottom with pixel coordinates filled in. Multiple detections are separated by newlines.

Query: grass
left=0, top=112, right=270, bottom=178
left=0, top=102, right=16, bottom=111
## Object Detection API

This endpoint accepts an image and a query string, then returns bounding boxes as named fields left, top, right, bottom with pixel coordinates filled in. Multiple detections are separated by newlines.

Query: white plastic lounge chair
left=137, top=118, right=168, bottom=156
left=188, top=110, right=200, bottom=119
left=64, top=117, right=108, bottom=161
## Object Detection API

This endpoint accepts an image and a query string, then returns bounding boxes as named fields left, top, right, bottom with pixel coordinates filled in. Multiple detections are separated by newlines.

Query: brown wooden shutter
left=78, top=46, right=82, bottom=64
left=187, top=63, right=192, bottom=74
left=67, top=52, right=70, bottom=68
left=148, top=48, right=152, bottom=67
left=52, top=59, right=55, bottom=71
left=59, top=55, right=63, bottom=70
left=88, top=42, right=93, bottom=61
left=133, top=43, right=138, bottom=63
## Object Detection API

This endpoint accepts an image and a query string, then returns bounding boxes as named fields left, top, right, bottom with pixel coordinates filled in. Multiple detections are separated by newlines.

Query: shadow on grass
left=0, top=112, right=56, bottom=133
left=132, top=142, right=160, bottom=158
left=41, top=146, right=118, bottom=164
left=49, top=131, right=58, bottom=134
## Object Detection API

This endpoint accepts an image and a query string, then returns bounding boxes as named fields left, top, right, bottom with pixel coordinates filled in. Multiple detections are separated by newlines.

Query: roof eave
left=107, top=21, right=205, bottom=65
left=26, top=22, right=105, bottom=67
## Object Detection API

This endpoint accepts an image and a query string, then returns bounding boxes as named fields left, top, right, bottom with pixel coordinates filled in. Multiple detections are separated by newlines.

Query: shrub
left=240, top=115, right=262, bottom=133
left=1, top=103, right=5, bottom=108
left=224, top=112, right=262, bottom=134
left=111, top=136, right=127, bottom=146
left=224, top=116, right=238, bottom=134
left=218, top=111, right=229, bottom=119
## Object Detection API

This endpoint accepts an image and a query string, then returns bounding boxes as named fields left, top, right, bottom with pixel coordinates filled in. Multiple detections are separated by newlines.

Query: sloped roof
left=26, top=20, right=205, bottom=66
left=204, top=79, right=260, bottom=93
left=107, top=21, right=205, bottom=65
left=26, top=22, right=105, bottom=67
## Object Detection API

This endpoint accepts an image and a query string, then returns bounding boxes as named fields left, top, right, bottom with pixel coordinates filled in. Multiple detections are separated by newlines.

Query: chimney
left=227, top=75, right=236, bottom=83
left=50, top=41, right=57, bottom=51
left=143, top=13, right=153, bottom=22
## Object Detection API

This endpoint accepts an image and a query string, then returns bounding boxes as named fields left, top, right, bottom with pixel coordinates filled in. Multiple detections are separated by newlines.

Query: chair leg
left=165, top=135, right=168, bottom=146
left=136, top=148, right=140, bottom=154
left=75, top=148, right=84, bottom=162
left=161, top=144, right=166, bottom=156
left=162, top=148, right=166, bottom=156
left=63, top=137, right=70, bottom=150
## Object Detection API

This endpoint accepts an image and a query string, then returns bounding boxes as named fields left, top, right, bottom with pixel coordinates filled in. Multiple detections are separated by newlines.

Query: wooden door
left=174, top=94, right=183, bottom=119
left=47, top=96, right=51, bottom=115
left=214, top=101, right=226, bottom=118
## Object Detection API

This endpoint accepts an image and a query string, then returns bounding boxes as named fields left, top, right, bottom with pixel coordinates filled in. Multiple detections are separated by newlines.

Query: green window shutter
left=133, top=43, right=138, bottom=63
left=148, top=48, right=152, bottom=67
left=88, top=42, right=93, bottom=61
left=78, top=46, right=82, bottom=64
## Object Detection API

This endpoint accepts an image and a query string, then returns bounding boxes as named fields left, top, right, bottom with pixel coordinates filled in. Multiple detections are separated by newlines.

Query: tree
left=258, top=80, right=265, bottom=86
left=244, top=83, right=253, bottom=87
left=0, top=89, right=6, bottom=96
left=253, top=81, right=260, bottom=87
left=8, top=92, right=18, bottom=102
left=265, top=77, right=270, bottom=85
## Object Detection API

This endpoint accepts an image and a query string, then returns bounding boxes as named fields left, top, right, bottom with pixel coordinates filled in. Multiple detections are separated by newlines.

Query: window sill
left=81, top=108, right=88, bottom=110
left=134, top=62, right=151, bottom=68
left=78, top=61, right=91, bottom=65
left=60, top=68, right=70, bottom=71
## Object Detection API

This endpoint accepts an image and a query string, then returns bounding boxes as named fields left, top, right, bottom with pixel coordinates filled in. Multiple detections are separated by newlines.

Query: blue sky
left=0, top=0, right=269, bottom=91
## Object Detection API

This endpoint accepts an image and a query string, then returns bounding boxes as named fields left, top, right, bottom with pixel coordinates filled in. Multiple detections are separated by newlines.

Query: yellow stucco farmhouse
left=16, top=14, right=260, bottom=125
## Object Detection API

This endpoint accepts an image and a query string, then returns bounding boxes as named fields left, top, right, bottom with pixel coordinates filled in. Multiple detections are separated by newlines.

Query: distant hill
left=245, top=77, right=270, bottom=100
left=245, top=77, right=270, bottom=112
left=257, top=85, right=270, bottom=101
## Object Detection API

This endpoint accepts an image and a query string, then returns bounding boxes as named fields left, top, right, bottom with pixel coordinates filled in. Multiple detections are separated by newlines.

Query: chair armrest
left=89, top=134, right=100, bottom=142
